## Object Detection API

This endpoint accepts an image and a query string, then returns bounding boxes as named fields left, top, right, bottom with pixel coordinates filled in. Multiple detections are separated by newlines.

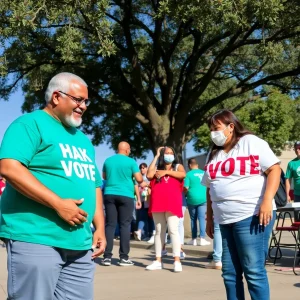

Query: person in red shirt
left=146, top=146, right=186, bottom=272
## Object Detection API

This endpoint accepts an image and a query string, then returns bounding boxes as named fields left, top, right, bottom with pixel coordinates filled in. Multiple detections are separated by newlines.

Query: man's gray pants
left=4, top=239, right=95, bottom=300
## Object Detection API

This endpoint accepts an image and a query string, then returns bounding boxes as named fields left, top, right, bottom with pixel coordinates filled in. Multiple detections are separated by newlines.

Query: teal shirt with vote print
left=0, top=110, right=102, bottom=250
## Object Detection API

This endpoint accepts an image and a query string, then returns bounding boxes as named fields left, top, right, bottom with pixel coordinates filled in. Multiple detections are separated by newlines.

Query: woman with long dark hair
left=202, top=109, right=280, bottom=300
left=145, top=146, right=186, bottom=272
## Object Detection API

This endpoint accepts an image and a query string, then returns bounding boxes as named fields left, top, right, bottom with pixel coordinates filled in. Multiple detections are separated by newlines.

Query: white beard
left=64, top=114, right=82, bottom=127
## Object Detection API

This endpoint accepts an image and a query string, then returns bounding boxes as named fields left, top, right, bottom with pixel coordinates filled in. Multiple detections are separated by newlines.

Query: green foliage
left=194, top=91, right=296, bottom=155
left=288, top=97, right=300, bottom=143
left=1, top=0, right=300, bottom=157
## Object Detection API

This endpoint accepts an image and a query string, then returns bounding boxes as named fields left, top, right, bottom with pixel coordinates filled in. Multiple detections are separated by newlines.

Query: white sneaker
left=199, top=238, right=211, bottom=246
left=134, top=231, right=141, bottom=241
left=180, top=251, right=186, bottom=260
left=205, top=261, right=222, bottom=270
left=186, top=239, right=197, bottom=246
left=146, top=260, right=162, bottom=271
left=161, top=249, right=168, bottom=256
left=147, top=235, right=155, bottom=244
left=174, top=261, right=182, bottom=272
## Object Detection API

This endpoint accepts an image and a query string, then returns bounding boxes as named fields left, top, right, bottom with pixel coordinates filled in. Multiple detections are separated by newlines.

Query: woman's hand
left=156, top=146, right=165, bottom=158
left=155, top=170, right=167, bottom=179
left=258, top=200, right=273, bottom=226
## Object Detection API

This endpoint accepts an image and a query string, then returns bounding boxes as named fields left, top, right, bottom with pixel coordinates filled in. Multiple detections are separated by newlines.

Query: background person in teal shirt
left=102, top=142, right=143, bottom=267
left=286, top=141, right=300, bottom=202
left=0, top=72, right=105, bottom=300
left=184, top=158, right=211, bottom=246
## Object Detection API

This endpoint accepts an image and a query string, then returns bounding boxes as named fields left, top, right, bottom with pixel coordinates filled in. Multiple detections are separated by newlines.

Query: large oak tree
left=1, top=0, right=300, bottom=158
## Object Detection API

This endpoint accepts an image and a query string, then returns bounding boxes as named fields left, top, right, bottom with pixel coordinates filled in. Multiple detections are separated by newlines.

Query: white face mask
left=164, top=154, right=175, bottom=164
left=210, top=125, right=230, bottom=146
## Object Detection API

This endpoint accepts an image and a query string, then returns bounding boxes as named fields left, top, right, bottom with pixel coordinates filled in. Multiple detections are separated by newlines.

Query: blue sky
left=0, top=88, right=199, bottom=169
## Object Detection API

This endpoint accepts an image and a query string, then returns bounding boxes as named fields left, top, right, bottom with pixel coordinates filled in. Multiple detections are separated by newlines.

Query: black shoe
left=118, top=259, right=134, bottom=266
left=207, top=252, right=213, bottom=260
left=101, top=258, right=111, bottom=266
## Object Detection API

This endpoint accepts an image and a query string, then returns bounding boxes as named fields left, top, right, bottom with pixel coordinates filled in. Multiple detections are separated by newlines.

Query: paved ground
left=1, top=236, right=300, bottom=300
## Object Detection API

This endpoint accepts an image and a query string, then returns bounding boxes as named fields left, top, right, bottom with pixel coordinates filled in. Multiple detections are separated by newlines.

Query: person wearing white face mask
left=202, top=109, right=281, bottom=300
left=145, top=146, right=186, bottom=272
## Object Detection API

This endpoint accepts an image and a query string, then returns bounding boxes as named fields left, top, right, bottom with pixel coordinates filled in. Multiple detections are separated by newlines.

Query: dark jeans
left=220, top=212, right=276, bottom=300
left=104, top=195, right=134, bottom=260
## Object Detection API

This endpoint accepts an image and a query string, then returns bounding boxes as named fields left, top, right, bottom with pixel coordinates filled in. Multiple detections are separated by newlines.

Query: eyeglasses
left=58, top=91, right=91, bottom=107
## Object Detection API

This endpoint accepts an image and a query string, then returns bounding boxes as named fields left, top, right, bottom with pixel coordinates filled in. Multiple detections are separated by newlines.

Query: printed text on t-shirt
left=205, top=155, right=260, bottom=179
left=59, top=143, right=96, bottom=181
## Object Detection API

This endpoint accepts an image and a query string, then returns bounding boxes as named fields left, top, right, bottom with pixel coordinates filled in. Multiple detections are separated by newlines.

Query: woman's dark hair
left=207, top=109, right=252, bottom=163
left=139, top=163, right=147, bottom=169
left=157, top=146, right=180, bottom=170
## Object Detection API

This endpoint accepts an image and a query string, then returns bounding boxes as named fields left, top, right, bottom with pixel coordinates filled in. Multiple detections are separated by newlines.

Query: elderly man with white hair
left=0, top=72, right=106, bottom=300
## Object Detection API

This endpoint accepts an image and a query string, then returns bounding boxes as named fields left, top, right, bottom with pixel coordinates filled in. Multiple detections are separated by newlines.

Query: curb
left=113, top=240, right=212, bottom=257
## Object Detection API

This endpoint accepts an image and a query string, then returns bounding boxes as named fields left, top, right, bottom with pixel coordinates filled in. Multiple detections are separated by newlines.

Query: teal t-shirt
left=286, top=158, right=300, bottom=196
left=0, top=110, right=102, bottom=250
left=103, top=154, right=139, bottom=198
left=184, top=169, right=206, bottom=205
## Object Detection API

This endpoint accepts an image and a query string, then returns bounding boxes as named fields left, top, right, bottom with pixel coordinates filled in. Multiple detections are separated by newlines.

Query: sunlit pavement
left=1, top=239, right=300, bottom=300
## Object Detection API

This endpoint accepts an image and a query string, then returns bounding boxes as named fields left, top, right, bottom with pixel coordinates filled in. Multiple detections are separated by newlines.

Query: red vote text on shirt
left=205, top=155, right=260, bottom=179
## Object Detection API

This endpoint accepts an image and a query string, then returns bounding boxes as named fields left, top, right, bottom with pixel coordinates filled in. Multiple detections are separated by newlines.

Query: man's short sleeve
left=0, top=122, right=40, bottom=167
left=131, top=160, right=140, bottom=174
left=95, top=166, right=102, bottom=188
left=184, top=174, right=190, bottom=188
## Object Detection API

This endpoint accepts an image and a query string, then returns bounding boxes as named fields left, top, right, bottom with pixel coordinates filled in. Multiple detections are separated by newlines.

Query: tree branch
left=186, top=66, right=300, bottom=131
left=231, top=92, right=270, bottom=112
left=106, top=13, right=122, bottom=25
left=238, top=59, right=269, bottom=85
left=242, top=30, right=300, bottom=45
left=131, top=16, right=154, bottom=39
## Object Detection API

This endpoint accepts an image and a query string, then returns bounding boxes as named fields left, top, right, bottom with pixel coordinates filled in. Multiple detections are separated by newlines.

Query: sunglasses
left=59, top=91, right=91, bottom=107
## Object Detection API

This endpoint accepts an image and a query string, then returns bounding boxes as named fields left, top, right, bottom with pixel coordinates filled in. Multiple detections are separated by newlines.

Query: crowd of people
left=0, top=72, right=295, bottom=300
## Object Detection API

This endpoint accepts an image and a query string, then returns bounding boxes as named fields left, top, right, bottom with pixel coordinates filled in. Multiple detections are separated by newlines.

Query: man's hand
left=136, top=200, right=142, bottom=210
left=55, top=198, right=88, bottom=226
left=92, top=229, right=106, bottom=258
left=206, top=220, right=214, bottom=239
left=287, top=195, right=292, bottom=203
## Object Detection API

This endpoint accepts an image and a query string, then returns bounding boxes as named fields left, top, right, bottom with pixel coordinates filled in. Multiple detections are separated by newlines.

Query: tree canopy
left=194, top=90, right=298, bottom=155
left=1, top=0, right=300, bottom=158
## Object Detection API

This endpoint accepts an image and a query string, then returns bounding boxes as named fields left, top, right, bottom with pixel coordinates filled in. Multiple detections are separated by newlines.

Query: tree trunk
left=148, top=127, right=186, bottom=164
